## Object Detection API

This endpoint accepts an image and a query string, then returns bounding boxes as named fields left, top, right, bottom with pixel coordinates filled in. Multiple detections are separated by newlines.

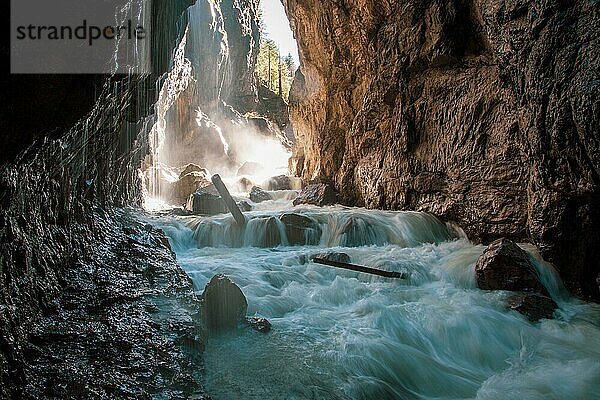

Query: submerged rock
left=246, top=316, right=272, bottom=333
left=250, top=186, right=272, bottom=203
left=338, top=216, right=383, bottom=247
left=201, top=274, right=248, bottom=330
left=280, top=213, right=322, bottom=245
left=475, top=238, right=547, bottom=294
left=235, top=177, right=254, bottom=193
left=265, top=175, right=292, bottom=191
left=263, top=216, right=283, bottom=247
left=248, top=216, right=283, bottom=247
left=292, top=183, right=337, bottom=207
left=311, top=251, right=350, bottom=264
left=507, top=292, right=558, bottom=322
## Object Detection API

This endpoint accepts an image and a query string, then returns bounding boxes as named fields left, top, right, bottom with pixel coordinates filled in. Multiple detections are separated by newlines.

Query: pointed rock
left=475, top=238, right=547, bottom=295
left=201, top=275, right=248, bottom=330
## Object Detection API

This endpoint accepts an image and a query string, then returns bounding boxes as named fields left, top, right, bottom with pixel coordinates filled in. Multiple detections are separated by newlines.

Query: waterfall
left=141, top=0, right=292, bottom=207
left=182, top=208, right=456, bottom=250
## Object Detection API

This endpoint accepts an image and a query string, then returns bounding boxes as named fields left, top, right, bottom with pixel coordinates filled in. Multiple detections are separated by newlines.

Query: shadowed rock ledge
left=22, top=211, right=207, bottom=399
left=283, top=0, right=600, bottom=301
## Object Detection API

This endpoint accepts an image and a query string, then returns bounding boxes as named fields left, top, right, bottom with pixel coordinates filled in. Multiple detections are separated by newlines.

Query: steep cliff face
left=222, top=0, right=262, bottom=112
left=0, top=1, right=200, bottom=396
left=285, top=0, right=599, bottom=300
left=158, top=0, right=291, bottom=176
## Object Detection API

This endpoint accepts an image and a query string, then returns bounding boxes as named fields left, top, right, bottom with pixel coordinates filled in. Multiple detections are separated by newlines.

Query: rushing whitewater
left=147, top=200, right=600, bottom=400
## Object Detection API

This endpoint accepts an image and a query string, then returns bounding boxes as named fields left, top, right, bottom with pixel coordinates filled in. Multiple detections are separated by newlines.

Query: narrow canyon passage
left=2, top=0, right=599, bottom=399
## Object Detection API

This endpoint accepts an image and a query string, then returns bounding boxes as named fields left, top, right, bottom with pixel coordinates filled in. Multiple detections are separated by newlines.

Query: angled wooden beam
left=211, top=174, right=247, bottom=228
left=312, top=257, right=406, bottom=279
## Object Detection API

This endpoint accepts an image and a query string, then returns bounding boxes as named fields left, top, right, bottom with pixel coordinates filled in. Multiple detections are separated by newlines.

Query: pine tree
left=255, top=36, right=296, bottom=102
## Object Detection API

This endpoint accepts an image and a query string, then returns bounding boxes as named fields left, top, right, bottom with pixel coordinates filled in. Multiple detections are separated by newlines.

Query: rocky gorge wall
left=0, top=1, right=198, bottom=396
left=1, top=0, right=277, bottom=394
left=284, top=0, right=599, bottom=301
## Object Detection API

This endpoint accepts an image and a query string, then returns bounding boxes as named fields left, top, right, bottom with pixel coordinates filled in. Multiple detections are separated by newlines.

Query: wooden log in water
left=312, top=257, right=406, bottom=279
left=211, top=174, right=247, bottom=228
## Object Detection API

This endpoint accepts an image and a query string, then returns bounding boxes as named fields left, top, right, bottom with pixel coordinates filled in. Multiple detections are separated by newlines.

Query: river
left=145, top=195, right=600, bottom=400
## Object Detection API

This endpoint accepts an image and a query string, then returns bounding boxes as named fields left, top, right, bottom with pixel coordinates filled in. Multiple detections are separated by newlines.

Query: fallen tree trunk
left=312, top=257, right=406, bottom=279
left=211, top=174, right=247, bottom=228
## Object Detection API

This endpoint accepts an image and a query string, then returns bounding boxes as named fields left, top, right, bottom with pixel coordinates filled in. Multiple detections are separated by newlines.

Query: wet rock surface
left=285, top=0, right=600, bottom=301
left=265, top=175, right=292, bottom=191
left=246, top=317, right=272, bottom=334
left=250, top=186, right=273, bottom=203
left=0, top=0, right=199, bottom=394
left=280, top=213, right=322, bottom=245
left=475, top=238, right=558, bottom=321
left=187, top=192, right=230, bottom=215
left=201, top=275, right=248, bottom=331
left=475, top=238, right=547, bottom=294
left=292, top=183, right=338, bottom=207
left=507, top=292, right=558, bottom=322
left=20, top=211, right=207, bottom=399
left=187, top=192, right=251, bottom=216
left=311, top=251, right=351, bottom=264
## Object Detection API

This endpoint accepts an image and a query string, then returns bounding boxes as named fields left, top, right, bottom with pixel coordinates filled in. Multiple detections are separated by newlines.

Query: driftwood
left=312, top=257, right=406, bottom=279
left=211, top=174, right=247, bottom=227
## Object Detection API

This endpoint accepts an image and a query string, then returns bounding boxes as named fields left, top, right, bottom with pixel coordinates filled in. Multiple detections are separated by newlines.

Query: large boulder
left=475, top=238, right=547, bottom=294
left=249, top=186, right=272, bottom=203
left=170, top=172, right=218, bottom=205
left=292, top=183, right=337, bottom=207
left=201, top=275, right=248, bottom=330
left=265, top=175, right=292, bottom=191
left=186, top=192, right=250, bottom=215
left=280, top=213, right=322, bottom=245
left=186, top=192, right=228, bottom=215
left=178, top=163, right=208, bottom=180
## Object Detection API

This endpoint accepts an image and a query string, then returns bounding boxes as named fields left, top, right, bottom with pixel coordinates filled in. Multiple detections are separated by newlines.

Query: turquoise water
left=151, top=204, right=600, bottom=400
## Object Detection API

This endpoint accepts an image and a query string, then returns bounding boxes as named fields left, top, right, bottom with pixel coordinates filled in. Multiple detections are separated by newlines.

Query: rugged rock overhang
left=282, top=0, right=600, bottom=301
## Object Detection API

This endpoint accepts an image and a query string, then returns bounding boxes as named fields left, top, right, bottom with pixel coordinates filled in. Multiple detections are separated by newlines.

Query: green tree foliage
left=256, top=36, right=297, bottom=102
